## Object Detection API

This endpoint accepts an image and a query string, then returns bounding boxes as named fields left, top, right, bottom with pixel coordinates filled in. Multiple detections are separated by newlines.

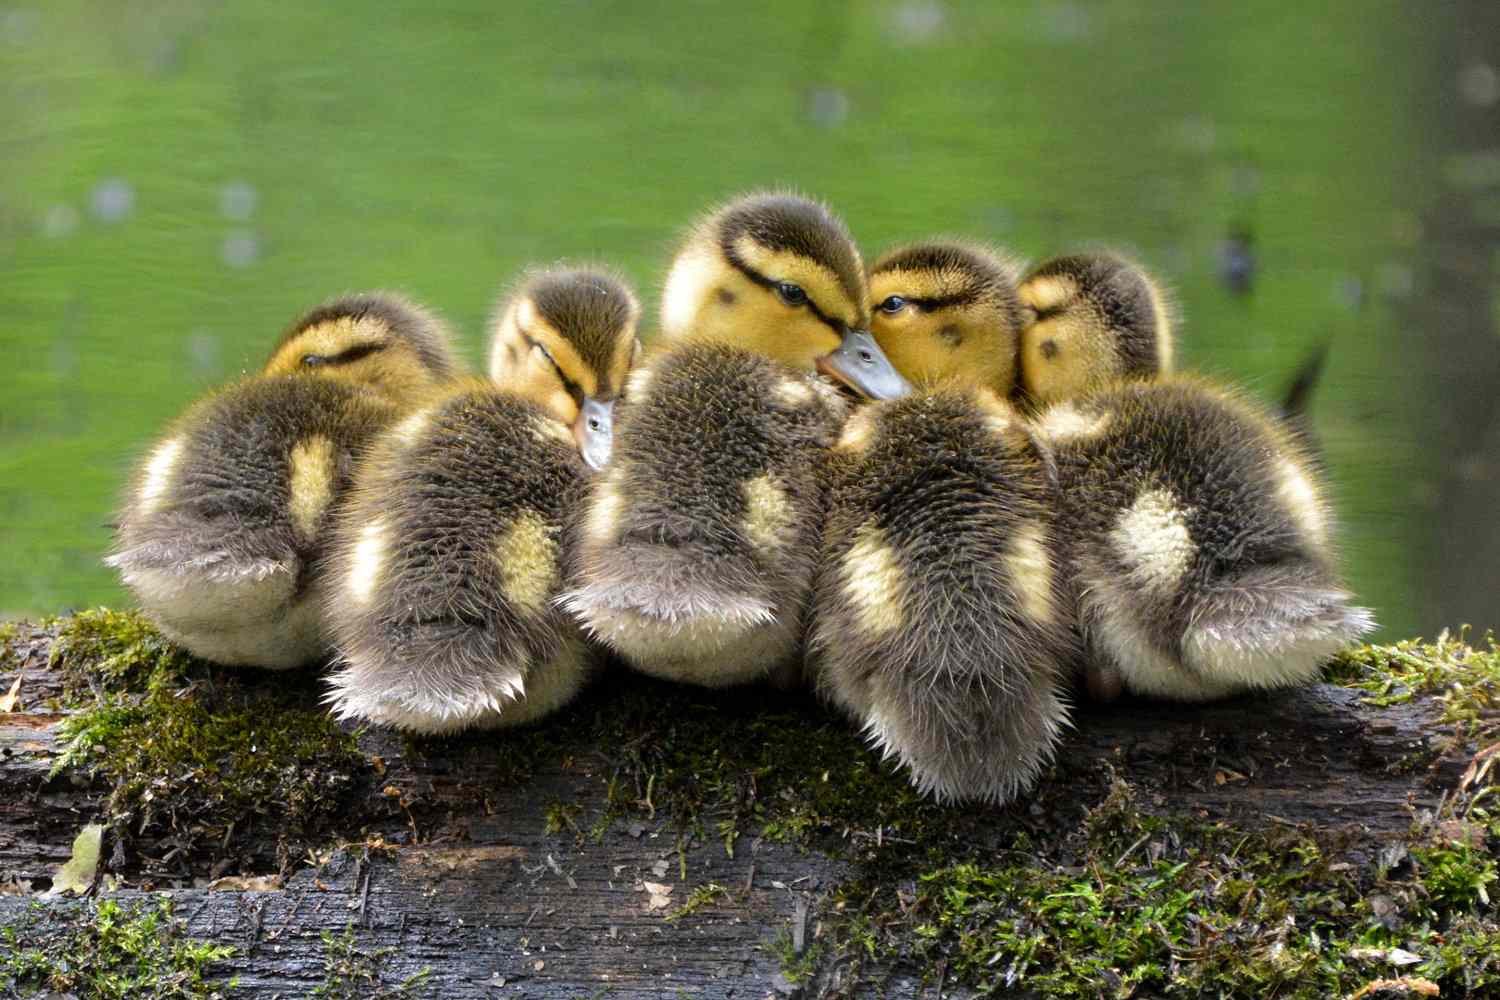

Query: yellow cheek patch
left=1018, top=274, right=1078, bottom=313
left=493, top=511, right=560, bottom=613
left=1021, top=316, right=1116, bottom=404
left=842, top=524, right=906, bottom=637
left=347, top=518, right=389, bottom=604
left=288, top=435, right=337, bottom=544
left=1004, top=522, right=1056, bottom=625
left=741, top=474, right=792, bottom=550
left=660, top=249, right=735, bottom=337
left=139, top=438, right=183, bottom=514
left=1111, top=488, right=1196, bottom=594
left=733, top=236, right=863, bottom=330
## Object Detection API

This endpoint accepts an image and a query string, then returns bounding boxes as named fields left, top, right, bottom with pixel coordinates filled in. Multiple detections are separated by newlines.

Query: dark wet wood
left=0, top=621, right=1472, bottom=999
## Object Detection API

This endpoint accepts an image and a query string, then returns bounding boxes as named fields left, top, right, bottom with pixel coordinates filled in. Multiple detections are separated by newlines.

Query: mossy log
left=1, top=614, right=1496, bottom=998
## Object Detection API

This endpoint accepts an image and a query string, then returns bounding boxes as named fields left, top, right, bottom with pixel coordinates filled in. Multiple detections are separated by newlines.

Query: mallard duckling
left=106, top=294, right=459, bottom=668
left=561, top=192, right=911, bottom=688
left=1039, top=376, right=1374, bottom=701
left=866, top=240, right=1028, bottom=395
left=1012, top=253, right=1372, bottom=700
left=1016, top=251, right=1175, bottom=408
left=809, top=239, right=1071, bottom=803
left=322, top=267, right=641, bottom=733
left=811, top=384, right=1074, bottom=804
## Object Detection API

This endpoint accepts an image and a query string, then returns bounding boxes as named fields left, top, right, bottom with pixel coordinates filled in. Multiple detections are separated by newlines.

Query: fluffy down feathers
left=323, top=383, right=595, bottom=732
left=561, top=343, right=848, bottom=687
left=810, top=388, right=1073, bottom=803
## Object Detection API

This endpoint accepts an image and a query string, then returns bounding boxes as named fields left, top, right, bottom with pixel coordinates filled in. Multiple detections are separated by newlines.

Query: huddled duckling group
left=109, top=191, right=1374, bottom=806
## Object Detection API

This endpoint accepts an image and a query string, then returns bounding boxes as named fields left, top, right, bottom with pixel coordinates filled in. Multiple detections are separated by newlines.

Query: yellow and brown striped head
left=659, top=192, right=909, bottom=400
left=488, top=267, right=642, bottom=469
left=867, top=241, right=1027, bottom=396
left=263, top=293, right=458, bottom=408
left=1017, top=252, right=1174, bottom=407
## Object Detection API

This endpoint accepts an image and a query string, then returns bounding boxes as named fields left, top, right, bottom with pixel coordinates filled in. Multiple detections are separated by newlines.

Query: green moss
left=666, top=881, right=733, bottom=922
left=766, top=926, right=823, bottom=986
left=1, top=896, right=235, bottom=998
left=311, top=925, right=430, bottom=1000
left=1329, top=630, right=1500, bottom=739
left=812, top=779, right=1500, bottom=999
left=1414, top=843, right=1498, bottom=912
left=47, top=609, right=367, bottom=874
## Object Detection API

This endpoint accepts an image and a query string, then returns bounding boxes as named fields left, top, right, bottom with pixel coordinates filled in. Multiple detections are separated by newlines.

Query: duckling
left=865, top=240, right=1028, bottom=395
left=1015, top=251, right=1175, bottom=408
left=322, top=267, right=641, bottom=733
left=810, top=384, right=1074, bottom=804
left=105, top=294, right=460, bottom=668
left=560, top=192, right=911, bottom=689
left=809, top=239, right=1073, bottom=804
left=1012, top=254, right=1374, bottom=700
left=1039, top=376, right=1374, bottom=701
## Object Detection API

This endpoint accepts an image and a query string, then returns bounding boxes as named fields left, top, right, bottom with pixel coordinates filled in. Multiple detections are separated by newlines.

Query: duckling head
left=659, top=192, right=910, bottom=400
left=1017, top=252, right=1174, bottom=407
left=488, top=267, right=642, bottom=470
left=263, top=293, right=458, bottom=408
left=866, top=241, right=1027, bottom=395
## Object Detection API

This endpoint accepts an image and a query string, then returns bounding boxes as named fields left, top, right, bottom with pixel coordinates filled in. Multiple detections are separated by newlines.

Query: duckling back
left=323, top=383, right=592, bottom=732
left=810, top=388, right=1073, bottom=803
left=561, top=342, right=848, bottom=686
left=107, top=376, right=401, bottom=667
left=107, top=292, right=458, bottom=669
left=1038, top=378, right=1374, bottom=700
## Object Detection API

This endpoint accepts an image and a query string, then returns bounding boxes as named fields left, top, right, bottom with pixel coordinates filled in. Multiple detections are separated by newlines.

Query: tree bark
left=0, top=620, right=1476, bottom=998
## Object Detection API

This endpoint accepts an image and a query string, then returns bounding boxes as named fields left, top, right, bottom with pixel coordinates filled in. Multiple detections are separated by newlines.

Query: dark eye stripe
left=520, top=327, right=585, bottom=406
left=722, top=252, right=849, bottom=335
left=302, top=341, right=385, bottom=367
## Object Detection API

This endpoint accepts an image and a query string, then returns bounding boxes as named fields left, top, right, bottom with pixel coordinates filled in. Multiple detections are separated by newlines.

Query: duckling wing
left=560, top=343, right=847, bottom=687
left=323, top=384, right=593, bottom=734
left=809, top=389, right=1074, bottom=804
left=107, top=376, right=397, bottom=668
left=1041, top=379, right=1374, bottom=701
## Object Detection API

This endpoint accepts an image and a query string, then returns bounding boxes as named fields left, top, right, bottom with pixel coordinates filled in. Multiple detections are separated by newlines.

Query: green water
left=0, top=1, right=1463, bottom=639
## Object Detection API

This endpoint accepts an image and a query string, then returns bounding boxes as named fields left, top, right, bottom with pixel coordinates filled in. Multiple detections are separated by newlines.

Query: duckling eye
left=533, top=343, right=560, bottom=372
left=300, top=354, right=326, bottom=367
left=878, top=295, right=907, bottom=314
left=775, top=282, right=808, bottom=307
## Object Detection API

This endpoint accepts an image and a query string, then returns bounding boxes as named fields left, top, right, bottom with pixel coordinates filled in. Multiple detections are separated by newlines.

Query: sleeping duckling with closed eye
left=560, top=192, right=911, bottom=689
left=323, top=267, right=641, bottom=734
left=106, top=294, right=460, bottom=668
left=1015, top=251, right=1175, bottom=409
left=1014, top=254, right=1374, bottom=701
left=810, top=240, right=1073, bottom=804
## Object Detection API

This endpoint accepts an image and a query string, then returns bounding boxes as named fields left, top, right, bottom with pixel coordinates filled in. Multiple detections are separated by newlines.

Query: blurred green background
left=2, top=0, right=1497, bottom=640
